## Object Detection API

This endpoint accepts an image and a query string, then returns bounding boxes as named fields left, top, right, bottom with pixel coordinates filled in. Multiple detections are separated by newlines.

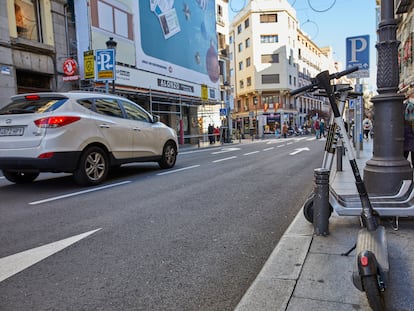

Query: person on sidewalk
left=404, top=97, right=414, bottom=166
left=282, top=123, right=288, bottom=138
left=208, top=124, right=214, bottom=144
left=363, top=116, right=373, bottom=141
left=314, top=119, right=320, bottom=139
left=320, top=118, right=326, bottom=137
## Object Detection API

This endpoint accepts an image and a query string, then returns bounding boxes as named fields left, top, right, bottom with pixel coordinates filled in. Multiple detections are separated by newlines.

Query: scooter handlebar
left=289, top=66, right=359, bottom=96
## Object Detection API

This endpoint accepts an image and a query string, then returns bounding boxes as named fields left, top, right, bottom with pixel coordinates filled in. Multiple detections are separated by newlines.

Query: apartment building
left=0, top=0, right=76, bottom=106
left=229, top=0, right=336, bottom=136
left=396, top=0, right=414, bottom=97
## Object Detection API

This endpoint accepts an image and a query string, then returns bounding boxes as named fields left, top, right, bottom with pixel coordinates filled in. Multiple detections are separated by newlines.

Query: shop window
left=14, top=0, right=41, bottom=42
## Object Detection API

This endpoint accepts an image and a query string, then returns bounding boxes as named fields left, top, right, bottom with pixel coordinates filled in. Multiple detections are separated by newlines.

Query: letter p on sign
left=346, top=35, right=370, bottom=78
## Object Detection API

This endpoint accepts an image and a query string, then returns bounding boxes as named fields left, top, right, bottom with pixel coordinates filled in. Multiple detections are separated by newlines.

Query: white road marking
left=211, top=147, right=241, bottom=154
left=29, top=181, right=131, bottom=205
left=243, top=151, right=260, bottom=156
left=213, top=156, right=237, bottom=163
left=263, top=147, right=274, bottom=151
left=0, top=228, right=101, bottom=283
left=277, top=144, right=285, bottom=148
left=289, top=147, right=310, bottom=155
left=156, top=165, right=200, bottom=175
left=287, top=142, right=293, bottom=145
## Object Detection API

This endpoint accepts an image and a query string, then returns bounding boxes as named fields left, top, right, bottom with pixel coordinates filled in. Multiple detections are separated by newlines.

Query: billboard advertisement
left=76, top=0, right=219, bottom=93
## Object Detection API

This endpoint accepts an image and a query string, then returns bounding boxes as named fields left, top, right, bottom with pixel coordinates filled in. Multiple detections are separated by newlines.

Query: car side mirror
left=152, top=115, right=160, bottom=123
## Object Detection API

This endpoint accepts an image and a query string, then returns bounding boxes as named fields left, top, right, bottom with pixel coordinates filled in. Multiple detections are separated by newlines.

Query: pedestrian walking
left=363, top=116, right=373, bottom=140
left=314, top=119, right=320, bottom=139
left=320, top=118, right=325, bottom=137
left=404, top=97, right=414, bottom=166
left=282, top=123, right=288, bottom=138
left=208, top=124, right=214, bottom=144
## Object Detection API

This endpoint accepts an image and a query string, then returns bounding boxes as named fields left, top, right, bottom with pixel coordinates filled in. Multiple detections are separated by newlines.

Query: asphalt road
left=0, top=136, right=325, bottom=311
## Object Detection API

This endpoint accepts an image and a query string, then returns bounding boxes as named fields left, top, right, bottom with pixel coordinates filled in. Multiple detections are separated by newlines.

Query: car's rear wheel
left=2, top=170, right=39, bottom=184
left=73, top=146, right=109, bottom=186
left=158, top=141, right=177, bottom=169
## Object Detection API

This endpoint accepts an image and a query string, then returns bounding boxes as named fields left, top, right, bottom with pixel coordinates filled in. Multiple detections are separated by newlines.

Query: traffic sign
left=83, top=50, right=95, bottom=80
left=96, top=49, right=115, bottom=81
left=220, top=108, right=227, bottom=116
left=63, top=58, right=77, bottom=76
left=346, top=35, right=370, bottom=78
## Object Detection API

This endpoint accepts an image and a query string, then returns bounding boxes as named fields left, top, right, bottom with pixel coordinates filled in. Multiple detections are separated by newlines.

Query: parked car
left=0, top=92, right=178, bottom=186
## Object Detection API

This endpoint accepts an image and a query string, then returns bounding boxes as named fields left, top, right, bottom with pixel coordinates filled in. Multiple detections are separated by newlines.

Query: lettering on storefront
left=157, top=78, right=194, bottom=93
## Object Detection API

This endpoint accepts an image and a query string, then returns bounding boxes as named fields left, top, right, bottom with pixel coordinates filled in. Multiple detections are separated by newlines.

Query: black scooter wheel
left=302, top=193, right=333, bottom=223
left=362, top=275, right=386, bottom=311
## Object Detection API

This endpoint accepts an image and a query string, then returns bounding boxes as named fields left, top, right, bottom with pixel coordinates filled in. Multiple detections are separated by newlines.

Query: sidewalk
left=235, top=138, right=414, bottom=311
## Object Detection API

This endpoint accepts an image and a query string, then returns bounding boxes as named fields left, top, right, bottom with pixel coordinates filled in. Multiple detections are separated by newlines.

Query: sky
left=228, top=0, right=379, bottom=91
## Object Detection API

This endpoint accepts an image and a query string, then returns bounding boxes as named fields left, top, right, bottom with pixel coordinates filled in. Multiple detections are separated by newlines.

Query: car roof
left=11, top=92, right=128, bottom=101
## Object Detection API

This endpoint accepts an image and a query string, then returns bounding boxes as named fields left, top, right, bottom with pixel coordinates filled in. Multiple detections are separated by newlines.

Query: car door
left=93, top=98, right=133, bottom=159
left=120, top=100, right=162, bottom=158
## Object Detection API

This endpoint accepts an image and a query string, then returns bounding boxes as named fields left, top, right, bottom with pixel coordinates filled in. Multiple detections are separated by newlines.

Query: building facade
left=0, top=0, right=233, bottom=145
left=229, top=0, right=339, bottom=137
left=0, top=0, right=76, bottom=106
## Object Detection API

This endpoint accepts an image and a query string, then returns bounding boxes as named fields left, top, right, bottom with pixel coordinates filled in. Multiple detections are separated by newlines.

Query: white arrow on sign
left=0, top=228, right=101, bottom=283
left=289, top=147, right=310, bottom=155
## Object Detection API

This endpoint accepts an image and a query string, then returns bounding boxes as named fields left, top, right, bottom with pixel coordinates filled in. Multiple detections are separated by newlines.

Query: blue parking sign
left=96, top=49, right=115, bottom=81
left=346, top=35, right=369, bottom=78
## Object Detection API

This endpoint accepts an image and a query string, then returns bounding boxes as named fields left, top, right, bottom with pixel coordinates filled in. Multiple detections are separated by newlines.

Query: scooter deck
left=330, top=180, right=414, bottom=217
left=352, top=226, right=389, bottom=291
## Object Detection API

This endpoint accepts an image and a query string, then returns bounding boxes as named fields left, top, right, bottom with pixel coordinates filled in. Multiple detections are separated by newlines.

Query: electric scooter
left=291, top=67, right=388, bottom=311
left=301, top=83, right=361, bottom=223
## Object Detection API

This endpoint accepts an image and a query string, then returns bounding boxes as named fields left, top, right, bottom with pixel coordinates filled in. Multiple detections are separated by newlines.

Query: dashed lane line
left=29, top=181, right=131, bottom=205
left=156, top=165, right=200, bottom=175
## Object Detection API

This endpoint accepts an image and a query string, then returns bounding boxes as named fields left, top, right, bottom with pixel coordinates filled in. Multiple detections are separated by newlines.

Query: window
left=246, top=57, right=251, bottom=67
left=247, top=77, right=252, bottom=86
left=262, top=74, right=280, bottom=84
left=244, top=18, right=250, bottom=28
left=261, top=54, right=279, bottom=63
left=14, top=0, right=41, bottom=41
left=229, top=35, right=233, bottom=44
left=90, top=0, right=134, bottom=39
left=260, top=14, right=277, bottom=23
left=261, top=35, right=279, bottom=43
left=245, top=38, right=250, bottom=48
left=238, top=61, right=243, bottom=70
left=122, top=101, right=150, bottom=122
left=238, top=42, right=243, bottom=52
left=237, top=24, right=242, bottom=34
left=239, top=80, right=244, bottom=89
left=94, top=98, right=124, bottom=118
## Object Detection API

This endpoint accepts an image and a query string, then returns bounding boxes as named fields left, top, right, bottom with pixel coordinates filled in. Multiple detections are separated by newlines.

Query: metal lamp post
left=363, top=0, right=412, bottom=194
left=105, top=37, right=117, bottom=94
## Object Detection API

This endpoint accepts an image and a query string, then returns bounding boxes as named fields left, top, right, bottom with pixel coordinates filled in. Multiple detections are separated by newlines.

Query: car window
left=121, top=101, right=151, bottom=123
left=77, top=99, right=94, bottom=111
left=94, top=98, right=124, bottom=118
left=0, top=97, right=67, bottom=115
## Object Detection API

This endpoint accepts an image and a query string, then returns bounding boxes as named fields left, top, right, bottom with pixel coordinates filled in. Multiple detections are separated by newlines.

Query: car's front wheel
left=158, top=141, right=177, bottom=169
left=2, top=170, right=39, bottom=184
left=73, top=146, right=109, bottom=186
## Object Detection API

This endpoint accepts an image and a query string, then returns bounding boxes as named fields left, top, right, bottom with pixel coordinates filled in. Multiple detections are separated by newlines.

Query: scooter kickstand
left=391, top=216, right=399, bottom=231
left=341, top=243, right=356, bottom=256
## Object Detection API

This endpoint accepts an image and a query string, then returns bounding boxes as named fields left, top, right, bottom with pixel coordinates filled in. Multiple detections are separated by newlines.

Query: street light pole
left=363, top=0, right=412, bottom=194
left=105, top=37, right=117, bottom=94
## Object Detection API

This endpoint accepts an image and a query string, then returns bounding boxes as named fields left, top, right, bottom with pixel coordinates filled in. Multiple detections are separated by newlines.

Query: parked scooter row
left=291, top=67, right=389, bottom=311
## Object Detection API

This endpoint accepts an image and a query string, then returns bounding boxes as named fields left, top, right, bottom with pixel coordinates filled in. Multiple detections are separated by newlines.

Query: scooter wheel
left=362, top=275, right=386, bottom=311
left=302, top=194, right=333, bottom=223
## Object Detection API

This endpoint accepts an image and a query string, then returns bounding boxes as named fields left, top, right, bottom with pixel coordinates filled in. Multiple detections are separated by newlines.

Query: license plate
left=0, top=127, right=24, bottom=136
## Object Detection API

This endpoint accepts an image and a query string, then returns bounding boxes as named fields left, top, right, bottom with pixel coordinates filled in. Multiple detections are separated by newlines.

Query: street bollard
left=336, top=144, right=343, bottom=171
left=313, top=168, right=330, bottom=236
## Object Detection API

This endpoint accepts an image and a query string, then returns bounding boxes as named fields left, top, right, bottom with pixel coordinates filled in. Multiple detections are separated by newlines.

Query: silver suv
left=0, top=92, right=178, bottom=186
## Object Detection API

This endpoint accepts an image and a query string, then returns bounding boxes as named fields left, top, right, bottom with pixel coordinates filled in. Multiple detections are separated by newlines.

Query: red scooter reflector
left=360, top=255, right=369, bottom=267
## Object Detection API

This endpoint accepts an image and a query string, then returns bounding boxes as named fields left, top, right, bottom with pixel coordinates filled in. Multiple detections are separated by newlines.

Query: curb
left=234, top=210, right=314, bottom=311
